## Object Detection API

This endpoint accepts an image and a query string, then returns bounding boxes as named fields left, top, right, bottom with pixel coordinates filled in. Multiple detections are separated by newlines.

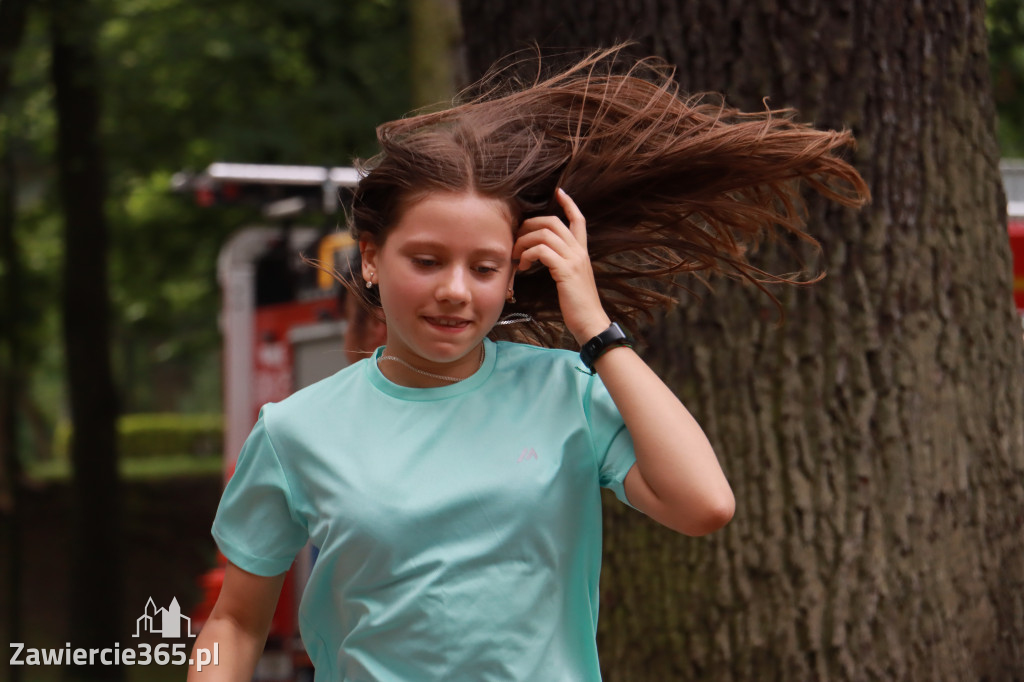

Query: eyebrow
left=400, top=239, right=510, bottom=259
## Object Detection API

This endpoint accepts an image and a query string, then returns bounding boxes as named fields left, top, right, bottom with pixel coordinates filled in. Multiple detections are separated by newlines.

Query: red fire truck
left=175, top=162, right=360, bottom=681
left=1011, top=216, right=1024, bottom=313
left=1004, top=162, right=1024, bottom=315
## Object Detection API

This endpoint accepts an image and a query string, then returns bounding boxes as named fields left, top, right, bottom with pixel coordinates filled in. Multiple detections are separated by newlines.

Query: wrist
left=579, top=322, right=633, bottom=371
left=571, top=314, right=612, bottom=347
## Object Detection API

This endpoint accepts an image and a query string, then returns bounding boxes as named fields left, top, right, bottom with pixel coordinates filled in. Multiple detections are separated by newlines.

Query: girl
left=190, top=47, right=868, bottom=680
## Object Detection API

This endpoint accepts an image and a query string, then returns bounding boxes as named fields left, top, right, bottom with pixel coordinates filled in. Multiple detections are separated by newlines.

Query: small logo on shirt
left=517, top=447, right=539, bottom=463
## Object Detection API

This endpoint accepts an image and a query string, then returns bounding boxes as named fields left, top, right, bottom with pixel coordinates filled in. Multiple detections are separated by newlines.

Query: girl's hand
left=513, top=188, right=611, bottom=345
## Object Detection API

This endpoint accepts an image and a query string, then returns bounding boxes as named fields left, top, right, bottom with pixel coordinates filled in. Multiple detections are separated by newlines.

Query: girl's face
left=360, top=191, right=515, bottom=383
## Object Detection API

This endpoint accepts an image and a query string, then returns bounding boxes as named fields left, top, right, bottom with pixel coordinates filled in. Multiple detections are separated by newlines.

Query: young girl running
left=190, top=47, right=868, bottom=680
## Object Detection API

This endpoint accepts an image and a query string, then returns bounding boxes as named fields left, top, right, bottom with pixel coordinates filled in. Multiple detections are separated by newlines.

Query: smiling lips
left=424, top=316, right=471, bottom=330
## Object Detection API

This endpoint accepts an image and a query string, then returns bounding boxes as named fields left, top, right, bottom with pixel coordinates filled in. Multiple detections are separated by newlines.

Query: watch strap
left=579, top=322, right=633, bottom=371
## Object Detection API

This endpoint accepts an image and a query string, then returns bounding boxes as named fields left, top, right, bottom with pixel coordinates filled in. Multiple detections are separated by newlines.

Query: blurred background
left=1, top=1, right=1023, bottom=681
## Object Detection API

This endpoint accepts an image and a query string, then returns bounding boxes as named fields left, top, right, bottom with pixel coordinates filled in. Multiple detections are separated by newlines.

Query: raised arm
left=187, top=562, right=286, bottom=680
left=585, top=344, right=734, bottom=536
left=513, top=189, right=734, bottom=536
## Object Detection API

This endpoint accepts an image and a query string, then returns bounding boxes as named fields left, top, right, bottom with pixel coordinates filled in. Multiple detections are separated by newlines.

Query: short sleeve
left=212, top=410, right=309, bottom=576
left=584, top=373, right=638, bottom=508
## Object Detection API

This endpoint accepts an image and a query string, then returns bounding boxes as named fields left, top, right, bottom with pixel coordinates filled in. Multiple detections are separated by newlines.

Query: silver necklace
left=377, top=344, right=485, bottom=384
left=494, top=313, right=532, bottom=326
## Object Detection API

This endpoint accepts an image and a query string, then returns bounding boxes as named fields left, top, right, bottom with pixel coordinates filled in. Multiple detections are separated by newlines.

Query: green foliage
left=1, top=0, right=412, bottom=443
left=53, top=412, right=222, bottom=461
left=96, top=0, right=411, bottom=413
left=989, top=0, right=1024, bottom=156
left=98, top=0, right=410, bottom=171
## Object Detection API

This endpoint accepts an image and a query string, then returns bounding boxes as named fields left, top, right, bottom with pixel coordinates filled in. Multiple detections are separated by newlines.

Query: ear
left=359, top=235, right=379, bottom=283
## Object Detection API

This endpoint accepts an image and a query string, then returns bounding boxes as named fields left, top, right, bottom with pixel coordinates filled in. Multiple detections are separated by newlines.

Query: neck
left=376, top=343, right=485, bottom=388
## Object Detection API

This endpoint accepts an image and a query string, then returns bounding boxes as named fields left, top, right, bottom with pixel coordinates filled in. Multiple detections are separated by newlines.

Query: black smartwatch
left=579, top=322, right=633, bottom=371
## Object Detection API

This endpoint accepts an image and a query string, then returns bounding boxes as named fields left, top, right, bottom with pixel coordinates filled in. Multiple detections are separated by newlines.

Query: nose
left=436, top=266, right=470, bottom=303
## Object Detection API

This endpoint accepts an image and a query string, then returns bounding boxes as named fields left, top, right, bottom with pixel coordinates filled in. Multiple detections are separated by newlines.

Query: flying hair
left=344, top=44, right=870, bottom=347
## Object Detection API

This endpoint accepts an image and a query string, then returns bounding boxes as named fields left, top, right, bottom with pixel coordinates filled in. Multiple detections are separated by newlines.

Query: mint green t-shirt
left=212, top=339, right=637, bottom=681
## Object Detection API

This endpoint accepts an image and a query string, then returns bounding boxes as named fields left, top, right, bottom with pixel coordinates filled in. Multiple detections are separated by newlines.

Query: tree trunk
left=0, top=0, right=30, bottom=102
left=1, top=117, right=26, bottom=682
left=460, top=1, right=1024, bottom=680
left=50, top=1, right=123, bottom=678
left=1, top=4, right=34, bottom=681
left=410, top=0, right=466, bottom=109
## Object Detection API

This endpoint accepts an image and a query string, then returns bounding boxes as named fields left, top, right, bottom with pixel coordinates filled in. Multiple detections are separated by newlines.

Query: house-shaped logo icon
left=133, top=597, right=195, bottom=638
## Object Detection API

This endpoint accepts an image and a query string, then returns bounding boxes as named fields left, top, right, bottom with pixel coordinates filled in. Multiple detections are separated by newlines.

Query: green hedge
left=29, top=454, right=224, bottom=481
left=53, top=413, right=222, bottom=461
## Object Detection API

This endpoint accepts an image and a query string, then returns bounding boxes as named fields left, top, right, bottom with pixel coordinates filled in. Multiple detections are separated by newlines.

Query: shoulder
left=260, top=359, right=369, bottom=431
left=493, top=340, right=579, bottom=369
left=491, top=341, right=594, bottom=395
left=492, top=340, right=590, bottom=381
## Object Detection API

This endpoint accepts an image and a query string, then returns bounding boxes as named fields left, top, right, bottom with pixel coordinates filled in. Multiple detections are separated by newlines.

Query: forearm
left=187, top=614, right=268, bottom=681
left=592, top=344, right=734, bottom=535
left=187, top=564, right=285, bottom=681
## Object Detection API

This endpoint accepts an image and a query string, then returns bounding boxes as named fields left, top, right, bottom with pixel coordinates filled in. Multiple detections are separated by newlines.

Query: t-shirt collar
left=365, top=338, right=497, bottom=401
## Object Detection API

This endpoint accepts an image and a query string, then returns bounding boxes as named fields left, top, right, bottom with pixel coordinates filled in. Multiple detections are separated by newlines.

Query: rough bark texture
left=51, top=1, right=124, bottom=679
left=460, top=1, right=1024, bottom=680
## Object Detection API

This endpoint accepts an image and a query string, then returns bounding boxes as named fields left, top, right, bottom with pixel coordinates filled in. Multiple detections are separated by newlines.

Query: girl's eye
left=475, top=265, right=500, bottom=275
left=412, top=257, right=438, bottom=268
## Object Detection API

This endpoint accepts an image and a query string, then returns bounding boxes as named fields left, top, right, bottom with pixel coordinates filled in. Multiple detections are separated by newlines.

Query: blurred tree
left=96, top=0, right=410, bottom=413
left=0, top=0, right=30, bottom=101
left=0, top=2, right=33, bottom=680
left=50, top=0, right=123, bottom=678
left=3, top=0, right=411, bottom=426
left=0, top=0, right=32, bottom=486
left=99, top=0, right=408, bottom=172
left=460, top=1, right=1024, bottom=680
left=0, top=0, right=32, bottom=481
left=410, top=0, right=464, bottom=108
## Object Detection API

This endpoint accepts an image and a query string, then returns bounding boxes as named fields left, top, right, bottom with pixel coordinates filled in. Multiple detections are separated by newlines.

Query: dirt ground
left=0, top=476, right=222, bottom=681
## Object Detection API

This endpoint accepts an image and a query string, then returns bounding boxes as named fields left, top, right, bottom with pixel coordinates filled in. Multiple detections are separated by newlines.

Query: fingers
left=555, top=188, right=587, bottom=246
left=512, top=188, right=607, bottom=341
left=516, top=188, right=585, bottom=240
left=515, top=220, right=594, bottom=276
left=515, top=243, right=562, bottom=274
left=513, top=188, right=586, bottom=271
left=516, top=214, right=573, bottom=243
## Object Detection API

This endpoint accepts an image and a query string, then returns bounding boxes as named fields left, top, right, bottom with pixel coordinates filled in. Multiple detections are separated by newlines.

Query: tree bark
left=460, top=1, right=1024, bottom=680
left=50, top=1, right=123, bottom=678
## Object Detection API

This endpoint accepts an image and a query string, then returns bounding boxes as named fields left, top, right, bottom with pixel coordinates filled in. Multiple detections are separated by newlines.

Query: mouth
left=424, top=316, right=472, bottom=330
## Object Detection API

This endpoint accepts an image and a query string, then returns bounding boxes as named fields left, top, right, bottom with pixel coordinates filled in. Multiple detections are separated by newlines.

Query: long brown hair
left=346, top=45, right=869, bottom=346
